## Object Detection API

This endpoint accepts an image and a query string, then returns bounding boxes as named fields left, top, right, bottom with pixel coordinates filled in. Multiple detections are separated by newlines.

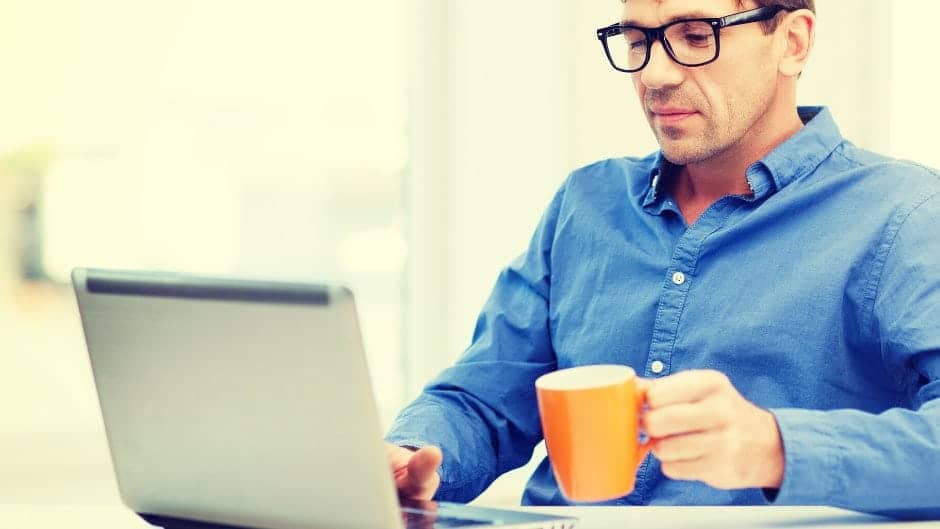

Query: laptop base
left=139, top=513, right=253, bottom=529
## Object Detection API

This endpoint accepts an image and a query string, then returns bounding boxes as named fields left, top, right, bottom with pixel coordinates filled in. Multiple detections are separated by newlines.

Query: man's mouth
left=649, top=106, right=698, bottom=124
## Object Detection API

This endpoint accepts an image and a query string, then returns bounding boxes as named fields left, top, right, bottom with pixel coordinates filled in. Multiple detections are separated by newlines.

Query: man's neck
left=671, top=105, right=804, bottom=225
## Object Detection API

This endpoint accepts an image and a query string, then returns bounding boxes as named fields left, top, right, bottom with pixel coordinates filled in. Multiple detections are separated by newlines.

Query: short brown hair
left=619, top=1, right=816, bottom=33
left=739, top=1, right=816, bottom=33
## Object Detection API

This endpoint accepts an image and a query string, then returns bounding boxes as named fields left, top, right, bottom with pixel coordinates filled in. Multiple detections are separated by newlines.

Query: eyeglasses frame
left=596, top=5, right=792, bottom=73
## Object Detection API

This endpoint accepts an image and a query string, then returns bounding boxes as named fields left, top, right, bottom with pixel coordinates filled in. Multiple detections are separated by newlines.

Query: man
left=386, top=0, right=940, bottom=518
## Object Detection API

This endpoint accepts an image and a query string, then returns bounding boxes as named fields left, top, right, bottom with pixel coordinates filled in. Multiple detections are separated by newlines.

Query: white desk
left=529, top=506, right=939, bottom=529
left=0, top=504, right=936, bottom=529
left=2, top=431, right=936, bottom=529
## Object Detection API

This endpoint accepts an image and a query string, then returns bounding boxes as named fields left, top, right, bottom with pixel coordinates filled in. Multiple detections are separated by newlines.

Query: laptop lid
left=72, top=268, right=575, bottom=529
left=74, top=268, right=402, bottom=529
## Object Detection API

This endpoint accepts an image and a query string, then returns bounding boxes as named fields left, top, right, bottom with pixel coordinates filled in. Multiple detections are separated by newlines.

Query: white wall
left=889, top=0, right=940, bottom=167
left=799, top=0, right=890, bottom=151
left=444, top=0, right=567, bottom=359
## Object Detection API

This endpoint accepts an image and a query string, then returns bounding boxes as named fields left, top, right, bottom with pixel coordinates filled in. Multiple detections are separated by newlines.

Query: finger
left=646, top=369, right=730, bottom=408
left=660, top=456, right=711, bottom=482
left=642, top=402, right=718, bottom=438
left=386, top=443, right=416, bottom=473
left=652, top=431, right=721, bottom=463
left=408, top=446, right=443, bottom=484
left=399, top=446, right=442, bottom=499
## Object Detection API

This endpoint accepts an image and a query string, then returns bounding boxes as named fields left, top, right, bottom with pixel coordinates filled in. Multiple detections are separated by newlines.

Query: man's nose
left=638, top=39, right=685, bottom=89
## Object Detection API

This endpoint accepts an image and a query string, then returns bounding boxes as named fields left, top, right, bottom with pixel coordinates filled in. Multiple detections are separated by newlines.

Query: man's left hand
left=640, top=369, right=785, bottom=490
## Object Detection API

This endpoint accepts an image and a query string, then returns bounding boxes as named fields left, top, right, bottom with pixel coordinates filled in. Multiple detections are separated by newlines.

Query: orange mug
left=535, top=364, right=650, bottom=502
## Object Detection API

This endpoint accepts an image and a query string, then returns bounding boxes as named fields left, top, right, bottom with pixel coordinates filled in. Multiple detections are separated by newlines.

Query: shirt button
left=650, top=360, right=665, bottom=374
left=671, top=271, right=686, bottom=285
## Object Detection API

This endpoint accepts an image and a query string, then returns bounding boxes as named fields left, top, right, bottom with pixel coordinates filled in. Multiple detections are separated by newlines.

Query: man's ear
left=777, top=9, right=816, bottom=78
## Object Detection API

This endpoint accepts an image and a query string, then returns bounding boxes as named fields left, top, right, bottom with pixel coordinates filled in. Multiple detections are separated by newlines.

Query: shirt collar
left=756, top=106, right=843, bottom=195
left=642, top=106, right=843, bottom=209
left=642, top=154, right=680, bottom=209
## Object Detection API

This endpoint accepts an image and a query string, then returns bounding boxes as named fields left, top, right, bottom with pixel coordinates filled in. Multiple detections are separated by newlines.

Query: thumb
left=402, top=445, right=442, bottom=499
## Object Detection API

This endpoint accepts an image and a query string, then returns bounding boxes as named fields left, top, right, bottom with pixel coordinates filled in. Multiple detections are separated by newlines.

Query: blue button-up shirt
left=387, top=107, right=940, bottom=518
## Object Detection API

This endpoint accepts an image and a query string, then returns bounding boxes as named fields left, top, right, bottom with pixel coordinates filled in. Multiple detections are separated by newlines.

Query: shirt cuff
left=764, top=408, right=850, bottom=505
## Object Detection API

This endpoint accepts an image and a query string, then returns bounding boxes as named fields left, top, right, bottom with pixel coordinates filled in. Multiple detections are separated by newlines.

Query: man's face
left=624, top=0, right=780, bottom=165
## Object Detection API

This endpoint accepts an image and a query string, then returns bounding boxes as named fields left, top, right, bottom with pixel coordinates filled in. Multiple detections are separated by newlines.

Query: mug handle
left=634, top=383, right=653, bottom=472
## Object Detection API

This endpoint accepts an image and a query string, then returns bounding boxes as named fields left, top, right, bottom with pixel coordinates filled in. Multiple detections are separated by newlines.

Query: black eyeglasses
left=596, top=5, right=791, bottom=73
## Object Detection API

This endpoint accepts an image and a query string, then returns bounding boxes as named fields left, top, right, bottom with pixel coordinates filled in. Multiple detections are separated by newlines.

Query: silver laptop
left=72, top=268, right=576, bottom=529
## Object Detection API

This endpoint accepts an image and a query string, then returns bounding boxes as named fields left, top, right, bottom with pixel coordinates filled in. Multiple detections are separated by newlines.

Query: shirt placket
left=631, top=198, right=738, bottom=503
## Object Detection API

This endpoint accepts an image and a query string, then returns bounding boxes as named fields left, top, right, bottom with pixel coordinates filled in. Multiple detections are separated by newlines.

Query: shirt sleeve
left=384, top=183, right=566, bottom=503
left=768, top=191, right=940, bottom=519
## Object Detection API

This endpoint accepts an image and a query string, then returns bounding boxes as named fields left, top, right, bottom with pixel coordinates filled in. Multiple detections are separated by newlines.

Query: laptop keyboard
left=401, top=507, right=491, bottom=529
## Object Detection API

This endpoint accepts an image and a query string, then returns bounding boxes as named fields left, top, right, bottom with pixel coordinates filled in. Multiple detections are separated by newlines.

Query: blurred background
left=1, top=0, right=937, bottom=507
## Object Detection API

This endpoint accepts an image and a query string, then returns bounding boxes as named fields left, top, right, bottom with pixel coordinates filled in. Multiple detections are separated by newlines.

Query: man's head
left=616, top=0, right=815, bottom=166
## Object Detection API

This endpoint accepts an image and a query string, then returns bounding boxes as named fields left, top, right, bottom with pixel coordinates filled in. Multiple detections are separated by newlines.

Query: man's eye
left=628, top=40, right=646, bottom=51
left=683, top=32, right=713, bottom=47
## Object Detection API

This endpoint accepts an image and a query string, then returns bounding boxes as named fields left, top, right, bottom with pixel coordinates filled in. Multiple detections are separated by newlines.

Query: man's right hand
left=385, top=443, right=443, bottom=501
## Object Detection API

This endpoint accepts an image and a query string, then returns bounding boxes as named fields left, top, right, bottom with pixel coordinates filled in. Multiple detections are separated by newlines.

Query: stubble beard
left=644, top=88, right=728, bottom=165
left=654, top=119, right=732, bottom=166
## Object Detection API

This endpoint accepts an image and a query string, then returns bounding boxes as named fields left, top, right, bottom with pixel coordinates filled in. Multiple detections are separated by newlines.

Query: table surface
left=2, top=431, right=937, bottom=529
left=530, top=506, right=940, bottom=529
left=1, top=504, right=937, bottom=529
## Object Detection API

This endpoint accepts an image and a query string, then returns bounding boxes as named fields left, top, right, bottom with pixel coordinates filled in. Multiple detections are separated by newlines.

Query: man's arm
left=385, top=183, right=567, bottom=503
left=641, top=368, right=940, bottom=518
left=768, top=192, right=940, bottom=518
left=643, top=193, right=940, bottom=519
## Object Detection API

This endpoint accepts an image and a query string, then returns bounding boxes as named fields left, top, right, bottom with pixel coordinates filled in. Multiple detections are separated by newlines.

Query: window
left=0, top=0, right=409, bottom=431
